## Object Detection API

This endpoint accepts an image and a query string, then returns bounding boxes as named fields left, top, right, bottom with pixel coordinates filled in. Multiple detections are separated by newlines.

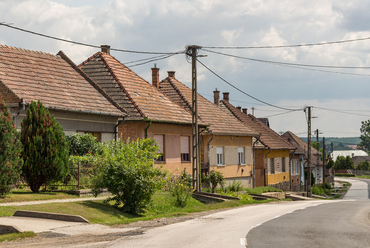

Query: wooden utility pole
left=187, top=45, right=201, bottom=192
left=307, top=106, right=312, bottom=196
left=323, top=137, right=326, bottom=184
left=316, top=129, right=320, bottom=183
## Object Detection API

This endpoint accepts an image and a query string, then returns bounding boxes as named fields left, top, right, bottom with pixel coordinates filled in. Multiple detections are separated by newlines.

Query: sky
left=1, top=0, right=370, bottom=138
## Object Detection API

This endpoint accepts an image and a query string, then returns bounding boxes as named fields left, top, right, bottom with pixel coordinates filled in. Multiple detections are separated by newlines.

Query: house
left=219, top=92, right=295, bottom=191
left=159, top=73, right=258, bottom=188
left=330, top=150, right=368, bottom=162
left=282, top=131, right=324, bottom=186
left=79, top=45, right=200, bottom=176
left=352, top=156, right=370, bottom=168
left=0, top=45, right=126, bottom=141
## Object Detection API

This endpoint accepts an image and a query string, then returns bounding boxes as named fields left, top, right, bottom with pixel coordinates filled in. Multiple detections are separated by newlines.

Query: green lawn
left=0, top=191, right=276, bottom=226
left=0, top=189, right=78, bottom=203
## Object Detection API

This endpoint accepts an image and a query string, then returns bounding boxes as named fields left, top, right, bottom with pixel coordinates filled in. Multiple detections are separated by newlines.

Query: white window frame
left=216, top=147, right=224, bottom=166
left=295, top=160, right=299, bottom=175
left=238, top=147, right=245, bottom=165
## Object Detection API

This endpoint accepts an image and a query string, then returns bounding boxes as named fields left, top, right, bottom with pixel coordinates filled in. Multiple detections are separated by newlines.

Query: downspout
left=145, top=120, right=152, bottom=139
left=114, top=117, right=126, bottom=141
left=12, top=99, right=26, bottom=122
left=207, top=132, right=214, bottom=174
left=198, top=128, right=207, bottom=192
left=265, top=149, right=272, bottom=186
left=289, top=148, right=297, bottom=191
left=252, top=134, right=261, bottom=188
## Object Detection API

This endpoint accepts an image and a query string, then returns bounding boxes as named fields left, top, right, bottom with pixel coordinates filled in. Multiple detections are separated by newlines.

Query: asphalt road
left=246, top=178, right=370, bottom=248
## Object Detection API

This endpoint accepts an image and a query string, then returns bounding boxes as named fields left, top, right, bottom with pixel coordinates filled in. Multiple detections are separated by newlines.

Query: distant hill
left=299, top=137, right=361, bottom=152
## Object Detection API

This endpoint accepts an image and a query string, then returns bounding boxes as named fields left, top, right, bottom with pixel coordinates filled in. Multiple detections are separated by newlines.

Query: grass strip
left=0, top=232, right=36, bottom=243
left=0, top=190, right=78, bottom=203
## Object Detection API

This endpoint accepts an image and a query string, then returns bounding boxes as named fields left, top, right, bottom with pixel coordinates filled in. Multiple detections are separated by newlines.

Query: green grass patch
left=0, top=191, right=278, bottom=226
left=0, top=189, right=78, bottom=203
left=244, top=186, right=283, bottom=195
left=356, top=175, right=370, bottom=179
left=0, top=232, right=36, bottom=243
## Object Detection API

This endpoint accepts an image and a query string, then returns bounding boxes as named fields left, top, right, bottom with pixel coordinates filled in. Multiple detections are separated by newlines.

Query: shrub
left=356, top=160, right=370, bottom=171
left=0, top=100, right=23, bottom=197
left=335, top=173, right=355, bottom=177
left=226, top=179, right=243, bottom=192
left=92, top=139, right=167, bottom=215
left=322, top=182, right=331, bottom=190
left=202, top=170, right=225, bottom=193
left=172, top=176, right=193, bottom=207
left=21, top=101, right=69, bottom=193
left=66, top=133, right=103, bottom=156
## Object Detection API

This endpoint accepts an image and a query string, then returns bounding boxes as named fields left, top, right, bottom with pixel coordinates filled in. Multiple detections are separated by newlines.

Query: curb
left=0, top=224, right=21, bottom=234
left=13, top=210, right=89, bottom=223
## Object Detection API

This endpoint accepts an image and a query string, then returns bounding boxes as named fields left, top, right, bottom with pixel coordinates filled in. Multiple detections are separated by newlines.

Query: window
left=154, top=135, right=165, bottom=161
left=282, top=157, right=286, bottom=172
left=270, top=158, right=275, bottom=174
left=291, top=160, right=294, bottom=174
left=216, top=147, right=224, bottom=165
left=238, top=147, right=244, bottom=164
left=181, top=136, right=190, bottom=162
left=295, top=160, right=299, bottom=175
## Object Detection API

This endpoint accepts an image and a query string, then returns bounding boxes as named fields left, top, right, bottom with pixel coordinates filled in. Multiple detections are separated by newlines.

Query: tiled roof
left=282, top=131, right=323, bottom=166
left=221, top=100, right=294, bottom=150
left=0, top=45, right=125, bottom=116
left=281, top=131, right=306, bottom=155
left=159, top=76, right=257, bottom=136
left=80, top=52, right=194, bottom=124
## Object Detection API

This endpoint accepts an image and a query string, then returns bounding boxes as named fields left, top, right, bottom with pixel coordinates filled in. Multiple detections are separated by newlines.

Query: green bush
left=356, top=160, right=370, bottom=171
left=21, top=101, right=69, bottom=193
left=245, top=186, right=282, bottom=194
left=322, top=182, right=331, bottom=190
left=226, top=179, right=243, bottom=192
left=92, top=139, right=167, bottom=215
left=335, top=173, right=355, bottom=177
left=172, top=176, right=193, bottom=207
left=66, top=133, right=103, bottom=156
left=0, top=100, right=23, bottom=197
left=202, top=170, right=225, bottom=193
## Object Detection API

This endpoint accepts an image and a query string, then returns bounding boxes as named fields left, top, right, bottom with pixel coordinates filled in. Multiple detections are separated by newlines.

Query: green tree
left=333, top=156, right=354, bottom=170
left=357, top=160, right=370, bottom=171
left=0, top=100, right=23, bottom=197
left=21, top=101, right=69, bottom=193
left=358, top=120, right=370, bottom=154
left=66, top=132, right=102, bottom=156
left=92, top=139, right=167, bottom=215
left=326, top=159, right=334, bottom=169
left=203, top=170, right=225, bottom=193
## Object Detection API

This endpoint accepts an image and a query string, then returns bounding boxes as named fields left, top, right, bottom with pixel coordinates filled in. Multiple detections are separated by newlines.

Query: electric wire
left=202, top=36, right=370, bottom=49
left=260, top=109, right=298, bottom=118
left=0, top=22, right=185, bottom=55
left=314, top=106, right=370, bottom=117
left=197, top=58, right=304, bottom=111
left=127, top=54, right=177, bottom=67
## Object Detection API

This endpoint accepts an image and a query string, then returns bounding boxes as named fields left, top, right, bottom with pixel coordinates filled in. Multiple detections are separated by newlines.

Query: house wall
left=118, top=122, right=145, bottom=141
left=254, top=149, right=266, bottom=187
left=13, top=109, right=119, bottom=142
left=203, top=134, right=254, bottom=188
left=290, top=155, right=303, bottom=191
left=266, top=150, right=291, bottom=191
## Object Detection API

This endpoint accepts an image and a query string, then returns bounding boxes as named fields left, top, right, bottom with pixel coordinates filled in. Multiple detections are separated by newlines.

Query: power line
left=260, top=109, right=298, bottom=118
left=0, top=22, right=185, bottom=55
left=314, top=107, right=370, bottom=117
left=202, top=36, right=370, bottom=49
left=127, top=54, right=178, bottom=67
left=197, top=58, right=304, bottom=111
left=202, top=49, right=370, bottom=69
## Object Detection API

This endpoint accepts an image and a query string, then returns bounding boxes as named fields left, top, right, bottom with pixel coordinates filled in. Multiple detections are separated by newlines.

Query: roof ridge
left=1, top=45, right=56, bottom=57
left=163, top=77, right=193, bottom=113
left=99, top=53, right=146, bottom=118
left=57, top=51, right=127, bottom=116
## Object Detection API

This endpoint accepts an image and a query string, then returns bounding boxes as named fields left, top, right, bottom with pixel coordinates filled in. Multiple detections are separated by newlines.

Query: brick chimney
left=151, top=64, right=160, bottom=89
left=223, top=92, right=229, bottom=103
left=213, top=89, right=220, bottom=105
left=101, top=45, right=110, bottom=54
left=242, top=108, right=248, bottom=114
left=168, top=71, right=175, bottom=78
left=236, top=106, right=242, bottom=111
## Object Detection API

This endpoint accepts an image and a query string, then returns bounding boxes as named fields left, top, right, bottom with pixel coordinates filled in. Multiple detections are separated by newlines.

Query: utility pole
left=306, top=107, right=312, bottom=196
left=323, top=137, right=326, bottom=184
left=187, top=45, right=201, bottom=192
left=316, top=129, right=320, bottom=184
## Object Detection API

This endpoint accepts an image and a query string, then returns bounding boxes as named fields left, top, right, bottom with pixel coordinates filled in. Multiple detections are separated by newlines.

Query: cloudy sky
left=1, top=0, right=370, bottom=138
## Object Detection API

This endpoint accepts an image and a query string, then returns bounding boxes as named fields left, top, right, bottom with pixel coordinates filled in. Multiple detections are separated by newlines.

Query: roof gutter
left=145, top=120, right=152, bottom=139
left=115, top=117, right=126, bottom=141
left=206, top=130, right=214, bottom=174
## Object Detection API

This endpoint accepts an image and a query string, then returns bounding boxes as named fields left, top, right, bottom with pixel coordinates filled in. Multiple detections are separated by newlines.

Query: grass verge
left=0, top=191, right=277, bottom=226
left=0, top=232, right=36, bottom=243
left=0, top=190, right=78, bottom=203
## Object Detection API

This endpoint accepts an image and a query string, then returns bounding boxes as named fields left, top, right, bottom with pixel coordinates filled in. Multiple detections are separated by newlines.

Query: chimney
left=168, top=71, right=175, bottom=78
left=223, top=92, right=229, bottom=103
left=101, top=45, right=110, bottom=54
left=213, top=88, right=220, bottom=105
left=151, top=64, right=160, bottom=89
left=242, top=108, right=248, bottom=114
left=236, top=106, right=242, bottom=111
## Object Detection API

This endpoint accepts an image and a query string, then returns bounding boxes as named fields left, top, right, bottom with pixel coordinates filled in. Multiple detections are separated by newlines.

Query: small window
left=270, top=158, right=275, bottom=174
left=181, top=136, right=190, bottom=162
left=282, top=157, right=286, bottom=172
left=238, top=147, right=244, bottom=164
left=154, top=135, right=165, bottom=161
left=295, top=160, right=299, bottom=175
left=216, top=147, right=224, bottom=165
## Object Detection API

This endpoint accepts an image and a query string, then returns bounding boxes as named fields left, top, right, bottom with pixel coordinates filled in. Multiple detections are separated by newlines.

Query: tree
left=0, top=100, right=23, bottom=197
left=21, top=101, right=69, bottom=192
left=66, top=132, right=102, bottom=156
left=92, top=139, right=167, bottom=215
left=333, top=156, right=354, bottom=170
left=203, top=170, right=225, bottom=193
left=357, top=160, right=370, bottom=171
left=358, top=120, right=370, bottom=154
